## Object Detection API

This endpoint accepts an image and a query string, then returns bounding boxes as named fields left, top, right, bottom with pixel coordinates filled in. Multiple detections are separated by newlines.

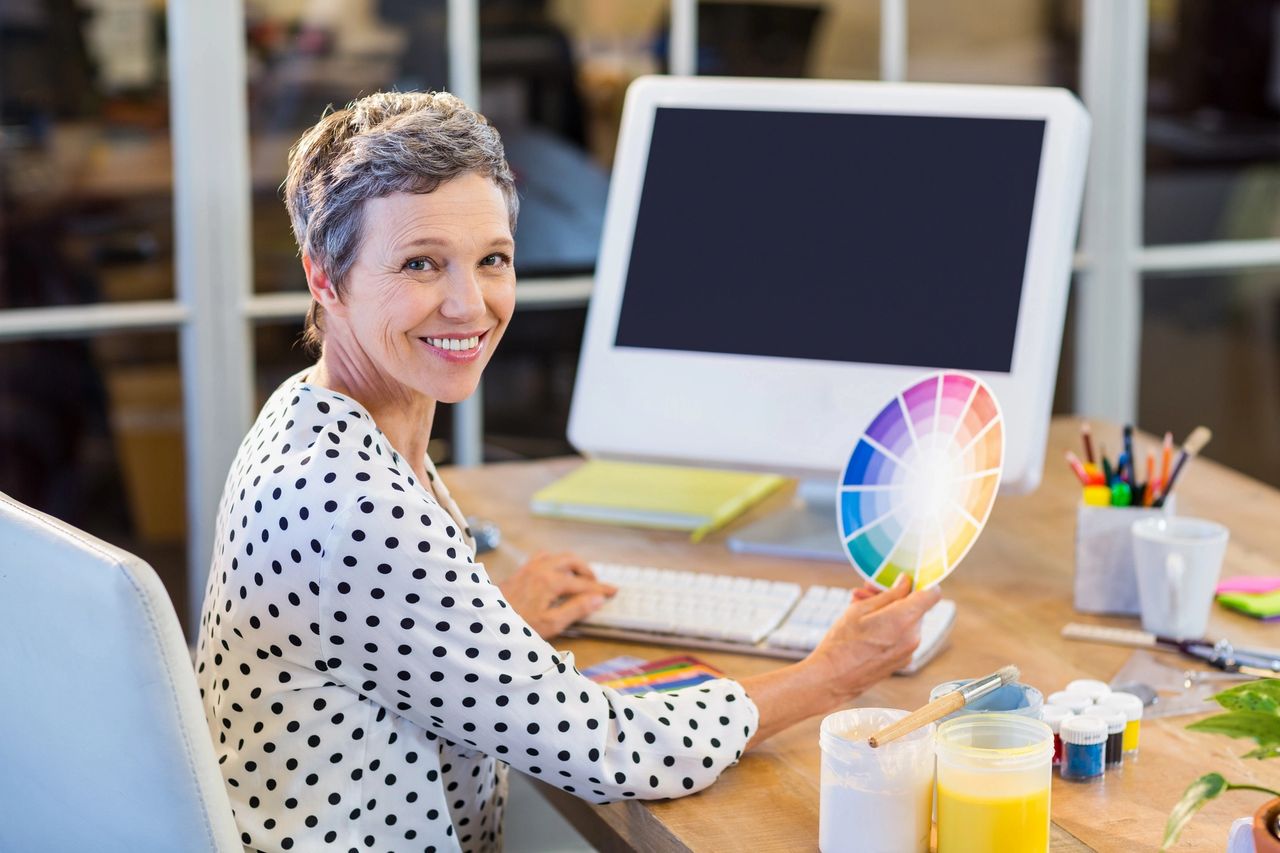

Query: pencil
left=1065, top=451, right=1091, bottom=486
left=1081, top=423, right=1096, bottom=465
left=1155, top=426, right=1212, bottom=508
left=1144, top=451, right=1156, bottom=506
left=1159, top=432, right=1173, bottom=496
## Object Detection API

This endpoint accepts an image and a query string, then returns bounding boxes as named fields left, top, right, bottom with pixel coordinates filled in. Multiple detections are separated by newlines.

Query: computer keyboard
left=565, top=562, right=956, bottom=675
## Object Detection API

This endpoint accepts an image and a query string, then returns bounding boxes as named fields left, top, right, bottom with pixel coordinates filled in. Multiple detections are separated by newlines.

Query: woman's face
left=335, top=173, right=515, bottom=404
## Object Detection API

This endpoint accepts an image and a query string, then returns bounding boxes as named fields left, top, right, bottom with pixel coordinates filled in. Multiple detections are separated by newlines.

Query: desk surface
left=443, top=418, right=1280, bottom=852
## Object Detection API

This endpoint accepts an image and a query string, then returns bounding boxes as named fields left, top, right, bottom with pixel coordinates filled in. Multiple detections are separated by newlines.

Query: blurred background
left=2, top=0, right=1278, bottom=636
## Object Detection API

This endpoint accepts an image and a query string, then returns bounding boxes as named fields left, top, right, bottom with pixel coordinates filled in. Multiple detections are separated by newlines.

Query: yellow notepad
left=531, top=461, right=787, bottom=542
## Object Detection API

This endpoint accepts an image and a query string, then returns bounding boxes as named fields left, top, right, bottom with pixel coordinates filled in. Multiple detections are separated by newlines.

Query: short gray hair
left=283, top=91, right=519, bottom=352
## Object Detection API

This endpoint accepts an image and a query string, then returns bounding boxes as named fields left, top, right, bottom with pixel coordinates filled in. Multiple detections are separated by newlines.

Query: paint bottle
left=1060, top=716, right=1107, bottom=781
left=1081, top=707, right=1126, bottom=767
left=935, top=713, right=1054, bottom=853
left=1100, top=691, right=1144, bottom=757
left=1065, top=678, right=1111, bottom=705
left=1046, top=691, right=1092, bottom=714
left=818, top=708, right=935, bottom=853
left=1039, top=705, right=1073, bottom=767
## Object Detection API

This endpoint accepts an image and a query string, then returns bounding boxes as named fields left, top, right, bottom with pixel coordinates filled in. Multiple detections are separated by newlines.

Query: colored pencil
left=1081, top=423, right=1096, bottom=465
left=1155, top=426, right=1212, bottom=508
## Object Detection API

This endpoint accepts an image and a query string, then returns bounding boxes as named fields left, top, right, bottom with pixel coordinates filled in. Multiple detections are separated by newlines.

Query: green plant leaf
left=1242, top=744, right=1280, bottom=760
left=1187, top=711, right=1280, bottom=750
left=1212, top=679, right=1280, bottom=714
left=1162, top=773, right=1228, bottom=850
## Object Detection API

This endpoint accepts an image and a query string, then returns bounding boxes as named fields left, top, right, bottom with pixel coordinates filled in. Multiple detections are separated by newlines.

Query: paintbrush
left=868, top=665, right=1020, bottom=748
left=1153, top=426, right=1212, bottom=508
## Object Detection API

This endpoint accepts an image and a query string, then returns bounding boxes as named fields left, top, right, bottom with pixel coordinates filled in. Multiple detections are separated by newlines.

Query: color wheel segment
left=837, top=372, right=1004, bottom=590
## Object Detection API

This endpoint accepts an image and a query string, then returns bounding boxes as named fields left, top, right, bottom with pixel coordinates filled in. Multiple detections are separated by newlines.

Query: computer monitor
left=568, top=76, right=1089, bottom=558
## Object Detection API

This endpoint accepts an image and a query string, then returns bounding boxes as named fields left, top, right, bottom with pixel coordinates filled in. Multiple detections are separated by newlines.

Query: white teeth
left=425, top=335, right=480, bottom=352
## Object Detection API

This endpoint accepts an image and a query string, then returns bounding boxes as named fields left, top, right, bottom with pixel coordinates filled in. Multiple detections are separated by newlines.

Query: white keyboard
left=568, top=562, right=956, bottom=674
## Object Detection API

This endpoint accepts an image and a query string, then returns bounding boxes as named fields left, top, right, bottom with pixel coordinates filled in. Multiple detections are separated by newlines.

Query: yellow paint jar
left=1100, top=691, right=1145, bottom=756
left=936, top=713, right=1054, bottom=853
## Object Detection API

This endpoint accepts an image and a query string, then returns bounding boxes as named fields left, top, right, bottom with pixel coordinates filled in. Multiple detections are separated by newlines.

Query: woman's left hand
left=498, top=551, right=617, bottom=640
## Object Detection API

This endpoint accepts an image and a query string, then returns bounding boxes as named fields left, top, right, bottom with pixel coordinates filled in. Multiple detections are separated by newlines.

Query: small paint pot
left=1100, top=691, right=1144, bottom=757
left=1065, top=678, right=1111, bottom=704
left=1060, top=716, right=1107, bottom=781
left=1046, top=691, right=1093, bottom=714
left=1080, top=707, right=1126, bottom=766
left=929, top=679, right=1044, bottom=722
left=1039, top=705, right=1073, bottom=767
left=818, top=708, right=935, bottom=853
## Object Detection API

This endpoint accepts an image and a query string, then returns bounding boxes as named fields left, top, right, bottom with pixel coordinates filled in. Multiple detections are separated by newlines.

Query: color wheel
left=838, top=371, right=1004, bottom=590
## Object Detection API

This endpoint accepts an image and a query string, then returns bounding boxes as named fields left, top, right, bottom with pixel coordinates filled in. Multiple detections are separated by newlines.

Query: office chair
left=0, top=491, right=241, bottom=852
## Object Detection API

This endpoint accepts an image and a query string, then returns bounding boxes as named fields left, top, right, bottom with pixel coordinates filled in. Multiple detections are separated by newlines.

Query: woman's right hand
left=807, top=575, right=943, bottom=704
left=739, top=575, right=943, bottom=749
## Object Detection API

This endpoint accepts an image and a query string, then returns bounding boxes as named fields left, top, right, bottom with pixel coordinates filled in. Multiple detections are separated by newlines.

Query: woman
left=195, top=91, right=940, bottom=853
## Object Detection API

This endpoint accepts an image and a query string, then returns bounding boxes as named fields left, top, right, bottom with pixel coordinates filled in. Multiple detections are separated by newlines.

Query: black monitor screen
left=613, top=107, right=1046, bottom=373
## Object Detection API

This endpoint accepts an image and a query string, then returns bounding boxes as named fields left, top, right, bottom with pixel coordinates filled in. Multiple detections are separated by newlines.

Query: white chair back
left=0, top=491, right=240, bottom=852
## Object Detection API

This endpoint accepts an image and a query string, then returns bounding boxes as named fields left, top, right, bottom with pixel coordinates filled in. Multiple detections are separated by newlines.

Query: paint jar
left=935, top=713, right=1053, bottom=853
left=1060, top=716, right=1107, bottom=782
left=1100, top=691, right=1144, bottom=757
left=1081, top=707, right=1126, bottom=767
left=1065, top=679, right=1111, bottom=704
left=1045, top=691, right=1092, bottom=714
left=929, top=679, right=1044, bottom=722
left=1039, top=706, right=1073, bottom=767
left=818, top=708, right=936, bottom=853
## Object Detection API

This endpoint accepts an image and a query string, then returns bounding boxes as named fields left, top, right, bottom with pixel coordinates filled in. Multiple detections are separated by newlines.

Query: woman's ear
left=303, top=255, right=345, bottom=318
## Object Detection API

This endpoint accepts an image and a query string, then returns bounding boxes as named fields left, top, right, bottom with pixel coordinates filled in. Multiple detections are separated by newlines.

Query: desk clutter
left=818, top=674, right=1150, bottom=853
left=1071, top=422, right=1223, bottom=620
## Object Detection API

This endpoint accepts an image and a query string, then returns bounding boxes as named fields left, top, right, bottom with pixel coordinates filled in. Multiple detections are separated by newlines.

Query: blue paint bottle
left=1060, top=716, right=1107, bottom=781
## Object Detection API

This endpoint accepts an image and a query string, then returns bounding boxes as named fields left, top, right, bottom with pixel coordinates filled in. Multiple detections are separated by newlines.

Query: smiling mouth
left=420, top=331, right=487, bottom=355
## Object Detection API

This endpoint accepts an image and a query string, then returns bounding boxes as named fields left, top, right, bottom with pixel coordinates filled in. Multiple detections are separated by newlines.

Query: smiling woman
left=194, top=90, right=940, bottom=853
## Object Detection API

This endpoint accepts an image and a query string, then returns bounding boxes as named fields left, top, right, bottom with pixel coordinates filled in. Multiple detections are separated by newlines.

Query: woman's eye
left=405, top=258, right=431, bottom=272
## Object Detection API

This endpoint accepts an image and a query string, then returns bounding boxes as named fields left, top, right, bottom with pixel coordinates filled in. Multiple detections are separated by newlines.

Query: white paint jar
left=819, top=708, right=936, bottom=853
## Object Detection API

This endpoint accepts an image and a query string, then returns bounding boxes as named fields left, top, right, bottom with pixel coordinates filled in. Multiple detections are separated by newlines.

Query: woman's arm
left=739, top=576, right=942, bottom=748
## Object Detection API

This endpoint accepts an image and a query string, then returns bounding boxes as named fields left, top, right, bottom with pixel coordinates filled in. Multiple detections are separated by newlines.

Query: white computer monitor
left=568, top=76, right=1089, bottom=554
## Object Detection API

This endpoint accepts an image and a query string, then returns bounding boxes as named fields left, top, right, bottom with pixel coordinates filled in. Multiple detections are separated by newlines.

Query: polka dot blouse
left=194, top=371, right=759, bottom=853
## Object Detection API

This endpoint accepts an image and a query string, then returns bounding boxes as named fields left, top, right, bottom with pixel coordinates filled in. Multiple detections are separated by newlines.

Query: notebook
left=530, top=460, right=786, bottom=542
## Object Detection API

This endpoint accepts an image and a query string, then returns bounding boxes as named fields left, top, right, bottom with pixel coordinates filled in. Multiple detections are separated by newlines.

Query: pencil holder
left=1073, top=498, right=1175, bottom=615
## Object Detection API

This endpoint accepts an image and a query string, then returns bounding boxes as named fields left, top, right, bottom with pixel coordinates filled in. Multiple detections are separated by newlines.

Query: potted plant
left=1163, top=678, right=1280, bottom=851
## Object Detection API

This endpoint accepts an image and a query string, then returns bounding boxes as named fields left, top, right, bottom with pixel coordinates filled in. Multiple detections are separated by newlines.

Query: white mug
left=1131, top=517, right=1229, bottom=640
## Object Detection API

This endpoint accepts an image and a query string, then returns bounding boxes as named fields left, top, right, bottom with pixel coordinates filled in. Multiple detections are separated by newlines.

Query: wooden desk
left=443, top=418, right=1280, bottom=852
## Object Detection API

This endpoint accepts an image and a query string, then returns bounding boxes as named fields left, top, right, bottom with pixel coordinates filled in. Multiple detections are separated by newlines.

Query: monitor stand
left=727, top=478, right=846, bottom=562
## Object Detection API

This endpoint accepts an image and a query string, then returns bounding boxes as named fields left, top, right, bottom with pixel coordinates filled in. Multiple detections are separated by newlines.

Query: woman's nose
left=440, top=269, right=486, bottom=321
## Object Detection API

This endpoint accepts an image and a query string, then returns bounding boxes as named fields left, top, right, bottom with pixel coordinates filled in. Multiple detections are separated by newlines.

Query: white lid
left=1039, top=705, right=1073, bottom=732
left=1065, top=679, right=1112, bottom=702
left=1100, top=691, right=1145, bottom=721
left=1061, top=715, right=1108, bottom=745
left=1081, top=707, right=1126, bottom=734
left=1047, top=691, right=1093, bottom=713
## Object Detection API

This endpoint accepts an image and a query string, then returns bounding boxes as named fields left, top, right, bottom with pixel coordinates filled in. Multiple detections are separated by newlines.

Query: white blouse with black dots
left=194, top=371, right=759, bottom=853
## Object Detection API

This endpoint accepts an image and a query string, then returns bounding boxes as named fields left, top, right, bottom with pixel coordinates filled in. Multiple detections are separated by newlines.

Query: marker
left=1101, top=454, right=1114, bottom=487
left=1081, top=423, right=1096, bottom=465
left=1155, top=426, right=1212, bottom=508
left=1083, top=462, right=1105, bottom=486
left=1123, top=424, right=1135, bottom=480
left=1083, top=485, right=1111, bottom=507
left=1116, top=451, right=1130, bottom=484
left=1111, top=481, right=1132, bottom=507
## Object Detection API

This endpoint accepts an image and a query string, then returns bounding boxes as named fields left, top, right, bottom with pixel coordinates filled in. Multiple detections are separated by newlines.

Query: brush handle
left=868, top=690, right=965, bottom=748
